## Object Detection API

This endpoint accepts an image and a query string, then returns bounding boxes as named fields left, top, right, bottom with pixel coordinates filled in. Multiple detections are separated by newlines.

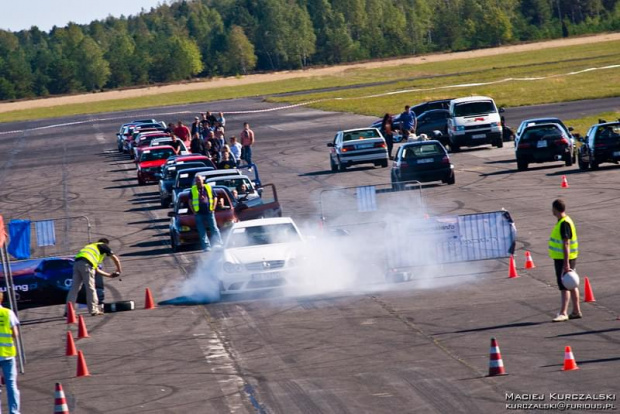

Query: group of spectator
left=165, top=112, right=255, bottom=170
left=380, top=105, right=418, bottom=159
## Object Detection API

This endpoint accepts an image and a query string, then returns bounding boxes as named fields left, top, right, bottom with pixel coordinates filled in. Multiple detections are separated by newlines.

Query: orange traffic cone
left=524, top=251, right=536, bottom=269
left=561, top=175, right=569, bottom=188
left=145, top=288, right=156, bottom=310
left=508, top=255, right=519, bottom=278
left=76, top=351, right=91, bottom=377
left=77, top=316, right=90, bottom=339
left=584, top=277, right=596, bottom=302
left=66, top=303, right=77, bottom=324
left=54, top=382, right=70, bottom=413
left=562, top=346, right=579, bottom=371
left=65, top=331, right=77, bottom=357
left=487, top=337, right=507, bottom=376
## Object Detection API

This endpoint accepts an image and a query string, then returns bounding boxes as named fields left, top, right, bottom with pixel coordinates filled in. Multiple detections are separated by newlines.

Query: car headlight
left=455, top=125, right=465, bottom=131
left=224, top=262, right=243, bottom=273
left=179, top=226, right=191, bottom=232
left=492, top=122, right=501, bottom=127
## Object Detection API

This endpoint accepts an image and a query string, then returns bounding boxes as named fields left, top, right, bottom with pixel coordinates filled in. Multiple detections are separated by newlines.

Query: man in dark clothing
left=191, top=117, right=202, bottom=137
left=190, top=133, right=206, bottom=155
left=400, top=105, right=416, bottom=138
left=170, top=134, right=182, bottom=155
left=206, top=111, right=218, bottom=126
left=218, top=152, right=236, bottom=170
left=549, top=199, right=581, bottom=322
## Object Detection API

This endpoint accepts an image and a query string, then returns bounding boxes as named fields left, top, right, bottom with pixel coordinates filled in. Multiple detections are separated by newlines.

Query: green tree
left=218, top=25, right=257, bottom=75
left=106, top=33, right=136, bottom=87
left=75, top=36, right=111, bottom=90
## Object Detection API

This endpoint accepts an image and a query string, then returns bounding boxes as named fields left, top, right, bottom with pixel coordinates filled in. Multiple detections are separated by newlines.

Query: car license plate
left=472, top=134, right=486, bottom=139
left=613, top=151, right=620, bottom=157
left=252, top=272, right=283, bottom=281
left=417, top=158, right=433, bottom=164
left=357, top=143, right=374, bottom=149
left=537, top=140, right=548, bottom=148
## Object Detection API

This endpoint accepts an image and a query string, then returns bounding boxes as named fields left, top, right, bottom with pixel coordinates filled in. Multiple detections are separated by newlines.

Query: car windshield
left=595, top=125, right=620, bottom=142
left=140, top=148, right=175, bottom=162
left=209, top=177, right=254, bottom=194
left=175, top=170, right=209, bottom=189
left=522, top=126, right=562, bottom=141
left=343, top=129, right=381, bottom=142
left=402, top=144, right=443, bottom=159
left=151, top=139, right=173, bottom=146
left=164, top=163, right=205, bottom=180
left=454, top=101, right=496, bottom=117
left=227, top=224, right=301, bottom=248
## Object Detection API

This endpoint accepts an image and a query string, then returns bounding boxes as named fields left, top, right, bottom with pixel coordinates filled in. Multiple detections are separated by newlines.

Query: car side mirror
left=499, top=107, right=505, bottom=113
left=327, top=143, right=334, bottom=147
left=167, top=211, right=175, bottom=217
left=568, top=127, right=574, bottom=132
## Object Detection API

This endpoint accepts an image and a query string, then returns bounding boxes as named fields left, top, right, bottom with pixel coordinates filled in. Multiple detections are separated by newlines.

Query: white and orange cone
left=524, top=251, right=536, bottom=269
left=562, top=346, right=579, bottom=371
left=54, top=382, right=70, bottom=413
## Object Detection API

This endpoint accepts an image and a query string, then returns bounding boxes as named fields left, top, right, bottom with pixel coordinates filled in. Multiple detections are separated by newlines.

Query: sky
left=1, top=0, right=172, bottom=32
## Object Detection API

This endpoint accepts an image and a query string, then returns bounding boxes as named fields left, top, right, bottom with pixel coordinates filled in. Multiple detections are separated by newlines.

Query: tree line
left=0, top=0, right=618, bottom=100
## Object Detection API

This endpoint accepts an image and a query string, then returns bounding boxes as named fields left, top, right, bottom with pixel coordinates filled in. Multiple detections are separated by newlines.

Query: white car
left=206, top=175, right=262, bottom=207
left=327, top=128, right=388, bottom=172
left=212, top=217, right=304, bottom=296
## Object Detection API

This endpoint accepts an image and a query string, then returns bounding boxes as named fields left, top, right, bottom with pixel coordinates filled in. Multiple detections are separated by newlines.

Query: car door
left=330, top=133, right=340, bottom=163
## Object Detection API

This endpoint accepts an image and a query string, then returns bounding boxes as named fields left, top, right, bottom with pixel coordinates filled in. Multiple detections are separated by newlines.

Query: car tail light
left=342, top=146, right=354, bottom=152
left=554, top=137, right=569, bottom=145
left=518, top=143, right=531, bottom=149
left=374, top=142, right=386, bottom=148
left=442, top=156, right=450, bottom=164
left=399, top=161, right=409, bottom=168
left=595, top=143, right=607, bottom=148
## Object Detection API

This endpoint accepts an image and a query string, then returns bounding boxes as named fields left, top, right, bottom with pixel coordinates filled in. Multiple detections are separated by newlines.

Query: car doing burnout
left=391, top=140, right=455, bottom=189
left=328, top=128, right=388, bottom=172
left=515, top=123, right=573, bottom=171
left=578, top=120, right=620, bottom=170
left=212, top=217, right=304, bottom=297
left=137, top=145, right=176, bottom=185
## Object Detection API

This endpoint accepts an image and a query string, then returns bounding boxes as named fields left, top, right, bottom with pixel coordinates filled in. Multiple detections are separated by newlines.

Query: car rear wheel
left=338, top=160, right=347, bottom=172
left=170, top=235, right=179, bottom=252
left=494, top=137, right=504, bottom=148
left=330, top=158, right=337, bottom=172
left=578, top=156, right=589, bottom=171
left=517, top=159, right=528, bottom=171
left=450, top=142, right=460, bottom=153
left=590, top=161, right=599, bottom=170
left=565, top=155, right=573, bottom=167
left=380, top=159, right=388, bottom=168
left=161, top=198, right=170, bottom=208
left=445, top=173, right=455, bottom=185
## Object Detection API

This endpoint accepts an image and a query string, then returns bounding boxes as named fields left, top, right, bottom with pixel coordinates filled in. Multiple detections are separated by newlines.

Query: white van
left=447, top=96, right=504, bottom=151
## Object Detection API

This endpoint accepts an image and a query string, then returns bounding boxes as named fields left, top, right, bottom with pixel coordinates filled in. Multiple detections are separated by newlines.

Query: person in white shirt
left=229, top=136, right=242, bottom=167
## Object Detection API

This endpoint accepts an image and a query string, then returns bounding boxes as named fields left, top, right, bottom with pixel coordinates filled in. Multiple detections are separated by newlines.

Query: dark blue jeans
left=195, top=211, right=222, bottom=250
left=242, top=145, right=252, bottom=166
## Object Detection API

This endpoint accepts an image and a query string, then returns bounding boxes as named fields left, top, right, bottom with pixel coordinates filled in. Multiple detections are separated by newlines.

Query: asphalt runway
left=1, top=96, right=620, bottom=413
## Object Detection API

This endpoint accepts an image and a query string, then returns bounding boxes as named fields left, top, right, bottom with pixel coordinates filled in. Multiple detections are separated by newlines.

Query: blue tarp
left=8, top=220, right=31, bottom=260
left=35, top=220, right=56, bottom=247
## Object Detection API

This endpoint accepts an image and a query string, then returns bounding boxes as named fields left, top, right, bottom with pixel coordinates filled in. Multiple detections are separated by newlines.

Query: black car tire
left=330, top=158, right=337, bottom=172
left=590, top=161, right=599, bottom=170
left=517, top=159, right=528, bottom=171
left=103, top=301, right=135, bottom=313
left=578, top=156, right=589, bottom=171
left=170, top=235, right=179, bottom=253
left=380, top=159, right=388, bottom=168
left=338, top=160, right=347, bottom=172
left=161, top=198, right=170, bottom=208
left=565, top=155, right=573, bottom=167
left=450, top=141, right=460, bottom=153
left=446, top=173, right=455, bottom=185
left=494, top=137, right=504, bottom=148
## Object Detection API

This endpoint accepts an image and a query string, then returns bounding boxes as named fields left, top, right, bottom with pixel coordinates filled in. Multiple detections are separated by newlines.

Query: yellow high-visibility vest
left=75, top=242, right=106, bottom=267
left=191, top=184, right=215, bottom=212
left=548, top=216, right=578, bottom=260
left=0, top=308, right=16, bottom=358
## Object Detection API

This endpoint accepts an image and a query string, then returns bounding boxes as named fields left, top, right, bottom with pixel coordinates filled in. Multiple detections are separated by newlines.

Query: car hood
left=139, top=160, right=166, bottom=168
left=222, top=243, right=301, bottom=264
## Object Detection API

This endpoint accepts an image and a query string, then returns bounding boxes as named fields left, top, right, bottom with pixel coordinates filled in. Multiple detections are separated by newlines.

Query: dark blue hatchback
left=391, top=140, right=455, bottom=189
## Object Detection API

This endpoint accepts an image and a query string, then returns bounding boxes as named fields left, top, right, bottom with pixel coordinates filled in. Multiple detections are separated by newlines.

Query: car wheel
left=495, top=138, right=504, bottom=148
left=338, top=161, right=347, bottom=172
left=517, top=159, right=528, bottom=171
left=578, top=156, right=589, bottom=171
left=170, top=235, right=179, bottom=253
left=161, top=198, right=170, bottom=208
left=380, top=159, right=388, bottom=168
left=446, top=173, right=455, bottom=185
left=330, top=157, right=337, bottom=172
left=450, top=142, right=460, bottom=153
left=103, top=301, right=135, bottom=313
left=590, top=161, right=599, bottom=170
left=565, top=155, right=573, bottom=167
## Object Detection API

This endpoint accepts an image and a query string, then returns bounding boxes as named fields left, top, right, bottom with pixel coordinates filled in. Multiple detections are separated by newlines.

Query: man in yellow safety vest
left=548, top=199, right=581, bottom=322
left=0, top=291, right=20, bottom=414
left=190, top=175, right=222, bottom=251
left=67, top=238, right=122, bottom=316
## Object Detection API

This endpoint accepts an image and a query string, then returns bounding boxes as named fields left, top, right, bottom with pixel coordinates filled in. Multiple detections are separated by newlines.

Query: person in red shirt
left=173, top=121, right=191, bottom=147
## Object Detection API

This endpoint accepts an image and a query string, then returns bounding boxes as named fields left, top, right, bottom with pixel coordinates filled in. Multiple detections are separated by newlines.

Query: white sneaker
left=552, top=313, right=568, bottom=322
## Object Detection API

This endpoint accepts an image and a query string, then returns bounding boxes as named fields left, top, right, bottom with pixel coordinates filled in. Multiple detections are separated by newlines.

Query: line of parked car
left=116, top=119, right=283, bottom=253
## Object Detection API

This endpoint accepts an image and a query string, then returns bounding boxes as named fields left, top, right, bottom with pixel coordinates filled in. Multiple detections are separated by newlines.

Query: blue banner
left=8, top=220, right=31, bottom=260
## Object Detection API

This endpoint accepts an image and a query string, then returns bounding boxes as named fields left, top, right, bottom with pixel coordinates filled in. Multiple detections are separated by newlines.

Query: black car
left=171, top=166, right=215, bottom=205
left=416, top=109, right=450, bottom=144
left=578, top=120, right=620, bottom=170
left=515, top=123, right=573, bottom=171
left=371, top=99, right=453, bottom=131
left=159, top=161, right=210, bottom=207
left=391, top=140, right=454, bottom=189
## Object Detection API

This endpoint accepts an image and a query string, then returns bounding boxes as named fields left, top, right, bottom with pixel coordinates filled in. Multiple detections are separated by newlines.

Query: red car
left=164, top=154, right=216, bottom=169
left=137, top=145, right=176, bottom=185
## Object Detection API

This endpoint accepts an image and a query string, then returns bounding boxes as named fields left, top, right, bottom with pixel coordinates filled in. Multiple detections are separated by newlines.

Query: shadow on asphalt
left=131, top=199, right=161, bottom=205
left=104, top=183, right=141, bottom=189
left=299, top=166, right=377, bottom=176
left=127, top=218, right=169, bottom=225
left=485, top=159, right=515, bottom=164
left=112, top=177, right=136, bottom=182
left=21, top=316, right=64, bottom=326
left=553, top=327, right=620, bottom=337
left=546, top=165, right=620, bottom=176
left=439, top=321, right=546, bottom=334
left=132, top=191, right=160, bottom=197
left=541, top=356, right=620, bottom=368
left=130, top=240, right=168, bottom=248
left=125, top=205, right=164, bottom=212
left=107, top=167, right=136, bottom=173
left=120, top=247, right=171, bottom=257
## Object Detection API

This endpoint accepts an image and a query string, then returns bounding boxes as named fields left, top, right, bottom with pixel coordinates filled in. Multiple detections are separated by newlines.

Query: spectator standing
left=549, top=199, right=582, bottom=322
left=200, top=113, right=210, bottom=137
left=218, top=151, right=237, bottom=170
left=229, top=136, right=242, bottom=166
left=191, top=116, right=202, bottom=137
left=170, top=133, right=182, bottom=155
left=174, top=121, right=191, bottom=147
left=205, top=130, right=221, bottom=162
left=217, top=112, right=226, bottom=127
left=190, top=133, right=206, bottom=155
left=204, top=141, right=215, bottom=161
left=0, top=291, right=20, bottom=414
left=240, top=122, right=255, bottom=168
left=206, top=111, right=218, bottom=126
left=190, top=175, right=222, bottom=251
left=165, top=121, right=175, bottom=134
left=400, top=105, right=416, bottom=139
left=215, top=123, right=225, bottom=141
left=381, top=113, right=395, bottom=159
